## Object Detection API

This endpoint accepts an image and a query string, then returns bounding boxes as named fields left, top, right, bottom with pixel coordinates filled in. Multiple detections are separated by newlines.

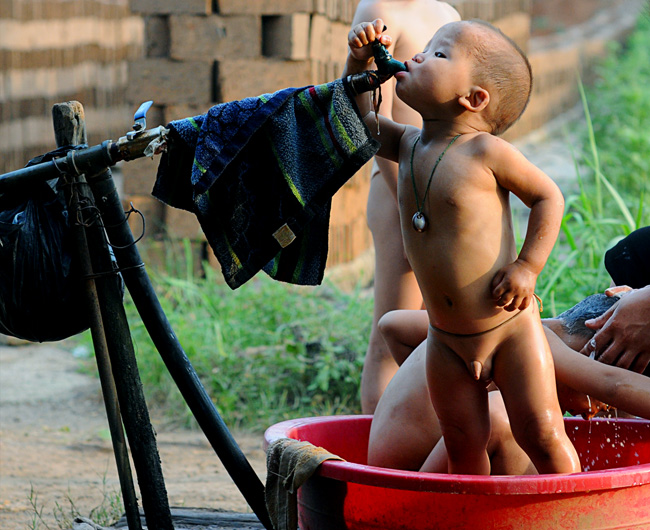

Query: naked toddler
left=344, top=19, right=581, bottom=474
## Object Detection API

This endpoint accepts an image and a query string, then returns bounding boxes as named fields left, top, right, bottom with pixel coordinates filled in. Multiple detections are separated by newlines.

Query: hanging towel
left=265, top=437, right=344, bottom=530
left=153, top=78, right=379, bottom=289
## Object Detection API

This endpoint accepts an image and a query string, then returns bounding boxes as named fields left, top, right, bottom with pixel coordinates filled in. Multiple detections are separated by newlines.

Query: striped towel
left=153, top=78, right=378, bottom=289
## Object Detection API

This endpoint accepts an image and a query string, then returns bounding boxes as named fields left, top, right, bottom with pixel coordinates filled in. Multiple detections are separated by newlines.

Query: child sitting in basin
left=345, top=19, right=581, bottom=474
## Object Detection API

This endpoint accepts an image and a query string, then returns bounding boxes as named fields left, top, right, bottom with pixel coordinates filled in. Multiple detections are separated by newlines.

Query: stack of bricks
left=507, top=0, right=642, bottom=140
left=453, top=0, right=531, bottom=52
left=0, top=0, right=144, bottom=174
left=123, top=0, right=538, bottom=272
left=450, top=0, right=535, bottom=139
left=123, top=0, right=366, bottom=270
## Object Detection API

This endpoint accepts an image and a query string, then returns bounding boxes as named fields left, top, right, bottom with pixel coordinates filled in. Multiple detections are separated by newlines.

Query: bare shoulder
left=466, top=133, right=524, bottom=162
left=352, top=0, right=398, bottom=26
left=354, top=1, right=460, bottom=39
left=398, top=125, right=422, bottom=150
left=393, top=1, right=460, bottom=43
left=439, top=1, right=462, bottom=20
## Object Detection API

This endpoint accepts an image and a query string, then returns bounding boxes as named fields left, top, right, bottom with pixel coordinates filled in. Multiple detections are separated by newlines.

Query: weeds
left=27, top=474, right=123, bottom=530
left=536, top=11, right=650, bottom=315
left=121, top=269, right=372, bottom=430
left=28, top=485, right=50, bottom=530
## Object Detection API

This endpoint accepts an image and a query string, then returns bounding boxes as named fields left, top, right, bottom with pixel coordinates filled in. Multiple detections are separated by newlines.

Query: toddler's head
left=460, top=20, right=532, bottom=135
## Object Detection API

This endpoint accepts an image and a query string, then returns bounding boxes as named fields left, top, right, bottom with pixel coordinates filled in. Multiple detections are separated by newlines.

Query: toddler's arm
left=343, top=19, right=406, bottom=162
left=487, top=137, right=565, bottom=311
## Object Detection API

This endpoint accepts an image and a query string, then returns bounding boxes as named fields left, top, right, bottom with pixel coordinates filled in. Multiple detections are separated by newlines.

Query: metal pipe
left=0, top=127, right=168, bottom=194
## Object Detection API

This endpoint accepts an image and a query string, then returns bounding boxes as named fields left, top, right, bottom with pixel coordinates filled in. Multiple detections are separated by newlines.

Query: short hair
left=466, top=20, right=533, bottom=135
left=556, top=294, right=619, bottom=339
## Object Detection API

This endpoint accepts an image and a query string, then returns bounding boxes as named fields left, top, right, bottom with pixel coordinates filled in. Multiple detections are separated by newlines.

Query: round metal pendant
left=412, top=212, right=427, bottom=232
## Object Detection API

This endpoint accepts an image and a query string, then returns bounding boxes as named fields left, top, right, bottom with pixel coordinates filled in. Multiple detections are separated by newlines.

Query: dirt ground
left=0, top=339, right=268, bottom=529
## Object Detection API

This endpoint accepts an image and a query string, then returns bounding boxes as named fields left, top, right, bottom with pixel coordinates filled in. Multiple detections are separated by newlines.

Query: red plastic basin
left=264, top=415, right=650, bottom=529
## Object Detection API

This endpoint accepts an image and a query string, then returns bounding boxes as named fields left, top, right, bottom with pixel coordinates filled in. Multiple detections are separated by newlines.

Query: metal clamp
left=126, top=100, right=154, bottom=140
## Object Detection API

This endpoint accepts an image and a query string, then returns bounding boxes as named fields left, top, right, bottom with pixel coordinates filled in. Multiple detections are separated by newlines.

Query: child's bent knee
left=513, top=416, right=568, bottom=456
left=441, top=422, right=490, bottom=456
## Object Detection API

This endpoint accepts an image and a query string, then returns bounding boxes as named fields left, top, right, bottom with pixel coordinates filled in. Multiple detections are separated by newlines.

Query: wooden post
left=52, top=102, right=173, bottom=530
left=52, top=102, right=143, bottom=530
left=52, top=101, right=88, bottom=146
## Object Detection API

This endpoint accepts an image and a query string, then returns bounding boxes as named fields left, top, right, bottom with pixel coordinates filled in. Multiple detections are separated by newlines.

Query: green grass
left=536, top=10, right=650, bottom=316
left=120, top=262, right=373, bottom=430
left=28, top=476, right=123, bottom=530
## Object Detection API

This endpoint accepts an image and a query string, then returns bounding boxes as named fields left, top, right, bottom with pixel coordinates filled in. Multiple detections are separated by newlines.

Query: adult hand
left=581, top=286, right=650, bottom=373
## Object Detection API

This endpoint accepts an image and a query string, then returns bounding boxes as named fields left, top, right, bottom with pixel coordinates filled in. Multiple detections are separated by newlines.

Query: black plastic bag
left=0, top=173, right=91, bottom=342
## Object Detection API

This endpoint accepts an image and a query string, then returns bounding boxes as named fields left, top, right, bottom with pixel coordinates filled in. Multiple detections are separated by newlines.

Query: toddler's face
left=394, top=22, right=476, bottom=115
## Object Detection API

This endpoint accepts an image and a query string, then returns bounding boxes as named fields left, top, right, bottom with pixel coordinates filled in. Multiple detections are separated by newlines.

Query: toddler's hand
left=491, top=261, right=537, bottom=312
left=348, top=19, right=392, bottom=62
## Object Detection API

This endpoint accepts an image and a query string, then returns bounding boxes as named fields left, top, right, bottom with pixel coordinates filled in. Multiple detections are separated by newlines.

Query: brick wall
left=120, top=1, right=362, bottom=269
left=506, top=1, right=642, bottom=140
left=0, top=0, right=144, bottom=173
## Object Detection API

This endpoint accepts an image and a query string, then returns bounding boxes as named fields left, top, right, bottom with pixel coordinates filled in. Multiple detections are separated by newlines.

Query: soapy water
left=578, top=413, right=642, bottom=472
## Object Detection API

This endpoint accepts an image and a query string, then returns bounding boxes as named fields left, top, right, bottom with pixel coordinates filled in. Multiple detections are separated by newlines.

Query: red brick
left=493, top=12, right=531, bottom=53
left=127, top=58, right=213, bottom=105
left=130, top=0, right=212, bottom=15
left=164, top=103, right=212, bottom=124
left=309, top=14, right=331, bottom=61
left=340, top=0, right=357, bottom=24
left=170, top=15, right=262, bottom=60
left=0, top=0, right=14, bottom=18
left=215, top=58, right=314, bottom=101
left=144, top=16, right=170, bottom=58
left=329, top=21, right=349, bottom=67
left=262, top=14, right=310, bottom=60
left=327, top=161, right=372, bottom=266
left=215, top=0, right=312, bottom=15
left=313, top=0, right=327, bottom=15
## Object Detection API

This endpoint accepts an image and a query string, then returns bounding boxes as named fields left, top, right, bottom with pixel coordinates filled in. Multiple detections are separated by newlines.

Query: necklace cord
left=410, top=134, right=461, bottom=214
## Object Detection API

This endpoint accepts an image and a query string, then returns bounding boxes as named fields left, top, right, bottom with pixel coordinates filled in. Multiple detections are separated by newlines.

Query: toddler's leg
left=426, top=337, right=491, bottom=475
left=495, top=319, right=581, bottom=474
left=487, top=391, right=538, bottom=475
